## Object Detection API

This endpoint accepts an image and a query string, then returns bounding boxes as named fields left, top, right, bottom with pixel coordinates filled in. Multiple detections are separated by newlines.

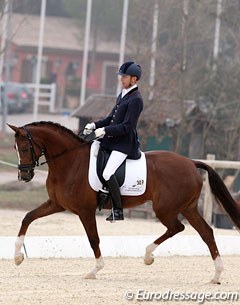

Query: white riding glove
left=94, top=127, right=106, bottom=139
left=83, top=122, right=96, bottom=135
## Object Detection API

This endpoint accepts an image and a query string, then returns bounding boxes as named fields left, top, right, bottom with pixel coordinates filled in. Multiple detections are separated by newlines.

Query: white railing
left=197, top=154, right=240, bottom=225
left=24, top=83, right=56, bottom=113
left=0, top=82, right=56, bottom=113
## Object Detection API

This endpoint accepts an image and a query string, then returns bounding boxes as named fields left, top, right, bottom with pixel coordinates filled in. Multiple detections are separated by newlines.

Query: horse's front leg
left=15, top=199, right=64, bottom=265
left=79, top=211, right=104, bottom=279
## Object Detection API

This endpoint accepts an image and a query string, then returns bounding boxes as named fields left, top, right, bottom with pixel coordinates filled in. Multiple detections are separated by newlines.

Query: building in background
left=2, top=13, right=121, bottom=111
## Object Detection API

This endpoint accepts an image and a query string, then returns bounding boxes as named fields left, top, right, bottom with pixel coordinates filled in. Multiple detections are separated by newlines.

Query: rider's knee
left=102, top=170, right=111, bottom=181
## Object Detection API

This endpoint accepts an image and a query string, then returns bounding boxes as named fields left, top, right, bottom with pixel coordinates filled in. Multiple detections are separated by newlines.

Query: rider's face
left=120, top=75, right=137, bottom=89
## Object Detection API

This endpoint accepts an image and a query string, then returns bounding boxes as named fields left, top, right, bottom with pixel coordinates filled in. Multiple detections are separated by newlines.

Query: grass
left=0, top=133, right=15, bottom=148
left=0, top=151, right=18, bottom=171
left=0, top=184, right=48, bottom=210
left=0, top=133, right=18, bottom=171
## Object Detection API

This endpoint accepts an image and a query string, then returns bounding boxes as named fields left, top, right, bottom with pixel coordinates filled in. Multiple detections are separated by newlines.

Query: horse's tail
left=194, top=160, right=240, bottom=230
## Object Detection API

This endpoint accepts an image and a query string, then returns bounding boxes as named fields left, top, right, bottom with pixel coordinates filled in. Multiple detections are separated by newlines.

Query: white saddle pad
left=88, top=141, right=147, bottom=196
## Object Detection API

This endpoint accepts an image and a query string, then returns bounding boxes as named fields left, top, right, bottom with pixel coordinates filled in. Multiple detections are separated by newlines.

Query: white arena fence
left=24, top=82, right=56, bottom=113
left=1, top=235, right=240, bottom=259
left=0, top=82, right=56, bottom=113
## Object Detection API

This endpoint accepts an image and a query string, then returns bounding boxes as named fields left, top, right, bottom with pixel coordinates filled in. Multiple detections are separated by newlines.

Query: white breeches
left=102, top=150, right=127, bottom=181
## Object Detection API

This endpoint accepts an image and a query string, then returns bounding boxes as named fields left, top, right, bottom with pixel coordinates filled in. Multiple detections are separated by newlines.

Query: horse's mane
left=25, top=121, right=84, bottom=143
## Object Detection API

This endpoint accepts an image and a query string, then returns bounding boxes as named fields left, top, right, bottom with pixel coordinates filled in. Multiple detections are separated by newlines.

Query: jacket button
left=111, top=120, right=113, bottom=123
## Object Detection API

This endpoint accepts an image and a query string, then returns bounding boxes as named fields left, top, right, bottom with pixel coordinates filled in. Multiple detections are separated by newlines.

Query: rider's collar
left=121, top=84, right=138, bottom=98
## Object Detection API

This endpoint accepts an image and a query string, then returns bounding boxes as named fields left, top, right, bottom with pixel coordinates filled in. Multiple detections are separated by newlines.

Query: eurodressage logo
left=124, top=289, right=239, bottom=303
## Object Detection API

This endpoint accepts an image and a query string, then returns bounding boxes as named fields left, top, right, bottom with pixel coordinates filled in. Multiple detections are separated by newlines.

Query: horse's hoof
left=144, top=254, right=154, bottom=265
left=15, top=253, right=24, bottom=266
left=84, top=272, right=96, bottom=279
left=210, top=279, right=221, bottom=285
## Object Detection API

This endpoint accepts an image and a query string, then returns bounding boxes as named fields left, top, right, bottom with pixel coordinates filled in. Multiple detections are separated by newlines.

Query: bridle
left=17, top=126, right=89, bottom=176
left=17, top=126, right=45, bottom=175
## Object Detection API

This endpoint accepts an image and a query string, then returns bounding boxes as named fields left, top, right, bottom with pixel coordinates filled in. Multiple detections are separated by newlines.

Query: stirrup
left=106, top=208, right=124, bottom=222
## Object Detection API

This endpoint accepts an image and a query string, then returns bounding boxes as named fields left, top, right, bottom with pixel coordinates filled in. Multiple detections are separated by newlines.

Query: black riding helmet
left=117, top=61, right=142, bottom=80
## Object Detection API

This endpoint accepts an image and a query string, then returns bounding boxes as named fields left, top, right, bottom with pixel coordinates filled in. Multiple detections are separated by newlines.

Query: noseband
left=18, top=126, right=44, bottom=174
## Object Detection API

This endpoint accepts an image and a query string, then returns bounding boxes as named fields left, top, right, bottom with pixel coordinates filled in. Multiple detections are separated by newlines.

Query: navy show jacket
left=94, top=86, right=143, bottom=159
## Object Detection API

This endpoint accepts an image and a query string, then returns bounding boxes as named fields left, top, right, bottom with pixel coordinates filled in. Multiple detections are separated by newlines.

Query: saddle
left=87, top=140, right=147, bottom=207
left=96, top=147, right=141, bottom=210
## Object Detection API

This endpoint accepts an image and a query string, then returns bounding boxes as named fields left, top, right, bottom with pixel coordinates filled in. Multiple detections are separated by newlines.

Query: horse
left=8, top=121, right=240, bottom=283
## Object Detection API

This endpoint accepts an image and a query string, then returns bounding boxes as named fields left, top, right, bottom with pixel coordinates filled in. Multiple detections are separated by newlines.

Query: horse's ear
left=7, top=124, right=19, bottom=133
left=7, top=124, right=26, bottom=137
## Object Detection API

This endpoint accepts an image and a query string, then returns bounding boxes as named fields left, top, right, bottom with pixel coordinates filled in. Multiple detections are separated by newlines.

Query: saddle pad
left=88, top=141, right=147, bottom=196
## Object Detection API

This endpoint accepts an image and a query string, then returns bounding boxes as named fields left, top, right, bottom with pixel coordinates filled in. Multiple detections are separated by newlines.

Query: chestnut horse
left=8, top=122, right=240, bottom=283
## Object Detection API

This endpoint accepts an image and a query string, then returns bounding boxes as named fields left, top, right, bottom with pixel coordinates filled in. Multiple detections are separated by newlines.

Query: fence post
left=203, top=154, right=215, bottom=225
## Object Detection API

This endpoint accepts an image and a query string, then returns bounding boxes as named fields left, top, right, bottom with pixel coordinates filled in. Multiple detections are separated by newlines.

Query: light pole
left=212, top=0, right=222, bottom=72
left=33, top=0, right=47, bottom=121
left=2, top=0, right=12, bottom=136
left=0, top=0, right=8, bottom=81
left=149, top=0, right=159, bottom=101
left=116, top=0, right=129, bottom=96
left=80, top=0, right=92, bottom=107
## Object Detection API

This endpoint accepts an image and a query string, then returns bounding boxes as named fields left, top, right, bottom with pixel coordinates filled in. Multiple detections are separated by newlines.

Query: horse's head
left=8, top=124, right=44, bottom=182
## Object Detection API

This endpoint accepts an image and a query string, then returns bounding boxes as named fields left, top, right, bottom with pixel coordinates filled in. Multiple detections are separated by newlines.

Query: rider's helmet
left=117, top=61, right=142, bottom=80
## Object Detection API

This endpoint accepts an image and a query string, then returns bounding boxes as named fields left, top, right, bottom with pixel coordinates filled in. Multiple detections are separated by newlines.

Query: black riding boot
left=106, top=175, right=124, bottom=221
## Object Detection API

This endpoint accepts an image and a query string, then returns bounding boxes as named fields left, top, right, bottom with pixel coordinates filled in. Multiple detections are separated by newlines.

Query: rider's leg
left=102, top=150, right=127, bottom=221
left=105, top=175, right=124, bottom=221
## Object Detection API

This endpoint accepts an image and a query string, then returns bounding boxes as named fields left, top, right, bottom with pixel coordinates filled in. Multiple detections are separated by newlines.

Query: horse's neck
left=43, top=133, right=89, bottom=171
left=48, top=137, right=75, bottom=154
left=32, top=127, right=87, bottom=163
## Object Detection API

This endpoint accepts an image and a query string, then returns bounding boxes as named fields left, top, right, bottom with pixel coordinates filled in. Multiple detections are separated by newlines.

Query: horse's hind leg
left=144, top=216, right=185, bottom=265
left=15, top=199, right=64, bottom=266
left=182, top=206, right=223, bottom=284
left=78, top=211, right=104, bottom=279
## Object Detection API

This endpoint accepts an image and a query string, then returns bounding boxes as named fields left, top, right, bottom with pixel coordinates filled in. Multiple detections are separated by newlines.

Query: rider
left=84, top=61, right=143, bottom=221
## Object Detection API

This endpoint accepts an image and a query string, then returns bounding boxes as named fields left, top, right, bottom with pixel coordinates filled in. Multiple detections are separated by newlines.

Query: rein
left=21, top=126, right=90, bottom=169
left=40, top=145, right=84, bottom=166
left=40, top=129, right=97, bottom=165
left=41, top=129, right=95, bottom=165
